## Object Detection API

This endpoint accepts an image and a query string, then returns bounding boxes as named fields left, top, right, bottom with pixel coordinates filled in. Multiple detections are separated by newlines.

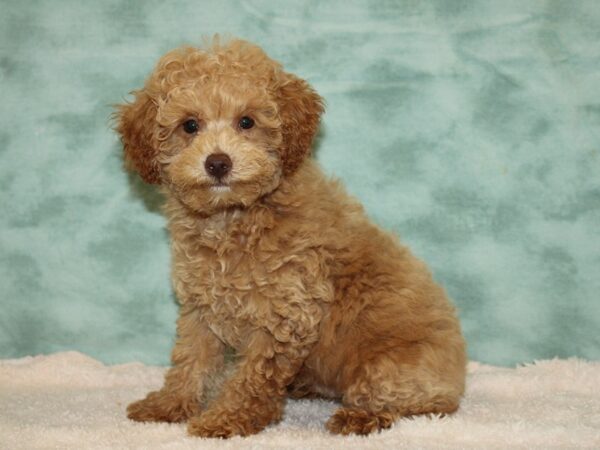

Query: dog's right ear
left=115, top=90, right=161, bottom=184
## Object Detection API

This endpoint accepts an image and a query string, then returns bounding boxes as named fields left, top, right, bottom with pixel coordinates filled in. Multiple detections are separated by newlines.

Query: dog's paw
left=187, top=408, right=269, bottom=438
left=127, top=390, right=199, bottom=423
left=326, top=407, right=394, bottom=435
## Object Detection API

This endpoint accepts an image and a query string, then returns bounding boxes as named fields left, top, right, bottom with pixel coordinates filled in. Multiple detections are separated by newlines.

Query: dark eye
left=238, top=116, right=255, bottom=130
left=182, top=119, right=199, bottom=134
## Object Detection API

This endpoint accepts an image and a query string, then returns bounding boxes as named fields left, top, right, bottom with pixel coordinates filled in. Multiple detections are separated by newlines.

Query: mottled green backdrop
left=1, top=1, right=599, bottom=366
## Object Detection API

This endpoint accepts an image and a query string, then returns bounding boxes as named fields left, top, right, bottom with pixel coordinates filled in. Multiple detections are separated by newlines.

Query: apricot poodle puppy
left=116, top=38, right=466, bottom=438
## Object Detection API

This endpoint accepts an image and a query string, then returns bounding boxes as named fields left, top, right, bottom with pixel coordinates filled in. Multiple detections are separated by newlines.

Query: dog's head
left=115, top=39, right=323, bottom=214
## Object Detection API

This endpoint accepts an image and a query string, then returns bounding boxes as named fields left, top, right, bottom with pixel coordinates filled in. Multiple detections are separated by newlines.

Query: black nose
left=204, top=153, right=232, bottom=179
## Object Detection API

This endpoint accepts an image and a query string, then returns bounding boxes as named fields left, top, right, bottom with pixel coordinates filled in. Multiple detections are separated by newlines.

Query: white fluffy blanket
left=1, top=352, right=598, bottom=449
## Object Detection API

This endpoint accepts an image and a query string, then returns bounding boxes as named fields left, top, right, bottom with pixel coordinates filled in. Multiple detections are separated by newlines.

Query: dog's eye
left=238, top=116, right=255, bottom=130
left=182, top=119, right=200, bottom=134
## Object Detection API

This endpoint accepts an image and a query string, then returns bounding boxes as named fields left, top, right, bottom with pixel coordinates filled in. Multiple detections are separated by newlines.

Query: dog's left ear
left=273, top=73, right=324, bottom=175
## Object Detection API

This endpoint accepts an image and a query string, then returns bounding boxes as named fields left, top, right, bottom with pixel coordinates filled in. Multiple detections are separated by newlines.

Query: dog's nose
left=204, top=153, right=232, bottom=179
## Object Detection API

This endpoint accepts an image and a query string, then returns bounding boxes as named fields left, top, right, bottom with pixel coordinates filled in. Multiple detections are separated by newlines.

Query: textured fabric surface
left=0, top=1, right=599, bottom=366
left=1, top=352, right=599, bottom=449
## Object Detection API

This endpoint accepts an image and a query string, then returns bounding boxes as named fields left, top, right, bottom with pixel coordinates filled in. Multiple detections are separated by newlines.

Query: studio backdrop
left=1, top=0, right=599, bottom=366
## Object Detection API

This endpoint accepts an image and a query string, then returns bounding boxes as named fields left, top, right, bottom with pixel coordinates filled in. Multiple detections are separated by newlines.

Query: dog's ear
left=115, top=89, right=161, bottom=184
left=274, top=73, right=324, bottom=175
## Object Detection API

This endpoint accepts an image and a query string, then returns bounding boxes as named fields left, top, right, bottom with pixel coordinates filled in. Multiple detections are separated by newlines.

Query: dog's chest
left=202, top=258, right=260, bottom=347
left=172, top=236, right=274, bottom=349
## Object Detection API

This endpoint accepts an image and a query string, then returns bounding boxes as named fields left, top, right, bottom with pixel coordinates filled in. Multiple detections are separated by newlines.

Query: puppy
left=116, top=38, right=466, bottom=438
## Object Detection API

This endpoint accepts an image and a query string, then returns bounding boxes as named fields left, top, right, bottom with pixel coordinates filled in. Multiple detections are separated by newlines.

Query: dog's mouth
left=209, top=182, right=231, bottom=193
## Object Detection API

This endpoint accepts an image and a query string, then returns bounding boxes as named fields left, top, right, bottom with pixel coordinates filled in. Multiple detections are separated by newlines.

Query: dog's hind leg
left=326, top=349, right=463, bottom=435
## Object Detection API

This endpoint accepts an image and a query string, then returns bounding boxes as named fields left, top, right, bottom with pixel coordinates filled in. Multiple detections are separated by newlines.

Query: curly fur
left=115, top=37, right=466, bottom=438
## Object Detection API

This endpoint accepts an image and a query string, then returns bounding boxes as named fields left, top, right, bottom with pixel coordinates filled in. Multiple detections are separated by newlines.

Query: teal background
left=1, top=0, right=599, bottom=367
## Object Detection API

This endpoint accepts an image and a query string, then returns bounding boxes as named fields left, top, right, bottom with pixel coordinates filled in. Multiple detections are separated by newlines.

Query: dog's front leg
left=127, top=304, right=224, bottom=423
left=187, top=326, right=314, bottom=438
